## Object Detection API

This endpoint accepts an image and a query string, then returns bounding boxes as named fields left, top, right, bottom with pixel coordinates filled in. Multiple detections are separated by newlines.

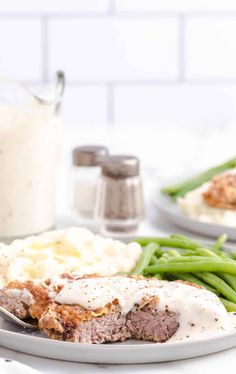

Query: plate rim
left=1, top=320, right=236, bottom=351
left=1, top=322, right=236, bottom=364
left=153, top=189, right=236, bottom=240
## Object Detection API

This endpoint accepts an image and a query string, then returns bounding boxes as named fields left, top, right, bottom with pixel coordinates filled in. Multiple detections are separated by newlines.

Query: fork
left=0, top=306, right=38, bottom=330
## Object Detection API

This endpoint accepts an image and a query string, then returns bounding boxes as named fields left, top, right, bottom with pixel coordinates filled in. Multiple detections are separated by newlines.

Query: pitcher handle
left=54, top=71, right=65, bottom=104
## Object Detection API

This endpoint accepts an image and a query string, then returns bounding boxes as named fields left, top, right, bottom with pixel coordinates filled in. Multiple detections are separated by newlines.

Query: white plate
left=0, top=318, right=236, bottom=364
left=154, top=192, right=236, bottom=241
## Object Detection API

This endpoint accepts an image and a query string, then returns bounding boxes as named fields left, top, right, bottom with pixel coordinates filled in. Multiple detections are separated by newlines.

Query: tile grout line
left=41, top=16, right=49, bottom=83
left=2, top=11, right=236, bottom=18
left=107, top=83, right=115, bottom=126
left=22, top=80, right=236, bottom=86
left=178, top=14, right=185, bottom=82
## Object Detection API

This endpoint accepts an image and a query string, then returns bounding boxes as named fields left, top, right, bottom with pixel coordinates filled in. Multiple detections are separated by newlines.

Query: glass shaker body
left=70, top=145, right=109, bottom=220
left=71, top=165, right=101, bottom=219
left=96, top=156, right=144, bottom=234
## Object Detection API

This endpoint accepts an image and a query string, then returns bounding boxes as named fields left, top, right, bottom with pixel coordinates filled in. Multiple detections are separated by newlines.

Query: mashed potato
left=0, top=227, right=141, bottom=287
left=177, top=179, right=236, bottom=227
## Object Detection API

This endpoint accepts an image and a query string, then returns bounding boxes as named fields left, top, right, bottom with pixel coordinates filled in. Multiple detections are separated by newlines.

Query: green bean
left=231, top=252, right=236, bottom=261
left=219, top=298, right=236, bottom=312
left=132, top=243, right=159, bottom=275
left=194, top=247, right=219, bottom=258
left=185, top=244, right=236, bottom=291
left=217, top=273, right=236, bottom=292
left=179, top=250, right=198, bottom=256
left=155, top=247, right=164, bottom=258
left=195, top=245, right=232, bottom=262
left=169, top=234, right=201, bottom=246
left=214, top=234, right=228, bottom=252
left=154, top=252, right=170, bottom=279
left=166, top=249, right=181, bottom=257
left=194, top=244, right=236, bottom=291
left=135, top=237, right=201, bottom=250
left=145, top=261, right=236, bottom=275
left=219, top=252, right=232, bottom=260
left=166, top=256, right=219, bottom=263
left=170, top=234, right=192, bottom=241
left=160, top=253, right=170, bottom=261
left=202, top=246, right=232, bottom=261
left=149, top=256, right=158, bottom=265
left=170, top=235, right=214, bottom=255
left=171, top=273, right=219, bottom=295
left=171, top=272, right=198, bottom=283
left=195, top=272, right=236, bottom=303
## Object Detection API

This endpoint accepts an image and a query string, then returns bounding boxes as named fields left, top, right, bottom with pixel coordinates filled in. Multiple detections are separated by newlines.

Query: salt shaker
left=71, top=145, right=108, bottom=219
left=96, top=155, right=144, bottom=233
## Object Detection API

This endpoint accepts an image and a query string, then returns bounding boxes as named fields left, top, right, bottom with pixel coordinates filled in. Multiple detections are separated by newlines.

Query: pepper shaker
left=96, top=155, right=144, bottom=233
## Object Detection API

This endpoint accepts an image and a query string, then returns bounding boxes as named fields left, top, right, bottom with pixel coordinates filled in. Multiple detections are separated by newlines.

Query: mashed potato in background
left=0, top=227, right=141, bottom=287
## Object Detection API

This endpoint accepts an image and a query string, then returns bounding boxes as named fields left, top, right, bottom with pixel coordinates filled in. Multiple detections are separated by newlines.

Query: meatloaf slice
left=37, top=299, right=179, bottom=343
left=0, top=278, right=179, bottom=344
left=127, top=305, right=179, bottom=343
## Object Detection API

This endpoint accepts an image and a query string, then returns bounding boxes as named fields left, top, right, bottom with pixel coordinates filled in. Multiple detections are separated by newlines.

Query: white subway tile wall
left=114, top=85, right=236, bottom=126
left=0, top=1, right=236, bottom=126
left=0, top=0, right=110, bottom=13
left=49, top=18, right=178, bottom=81
left=0, top=19, right=42, bottom=81
left=115, top=0, right=236, bottom=12
left=186, top=18, right=236, bottom=80
left=63, top=86, right=108, bottom=124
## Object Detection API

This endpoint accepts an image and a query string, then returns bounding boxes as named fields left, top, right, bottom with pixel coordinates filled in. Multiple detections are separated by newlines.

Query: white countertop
left=1, top=124, right=236, bottom=373
left=1, top=344, right=236, bottom=374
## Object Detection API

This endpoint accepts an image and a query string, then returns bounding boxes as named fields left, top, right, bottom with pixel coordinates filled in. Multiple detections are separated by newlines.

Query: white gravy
left=55, top=277, right=233, bottom=341
left=0, top=105, right=60, bottom=238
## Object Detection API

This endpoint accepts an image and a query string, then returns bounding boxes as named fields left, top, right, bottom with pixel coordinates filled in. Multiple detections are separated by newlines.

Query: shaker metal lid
left=102, top=155, right=139, bottom=178
left=72, top=145, right=109, bottom=166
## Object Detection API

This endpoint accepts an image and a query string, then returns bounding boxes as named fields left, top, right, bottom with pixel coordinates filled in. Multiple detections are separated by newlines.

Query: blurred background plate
left=153, top=191, right=236, bottom=241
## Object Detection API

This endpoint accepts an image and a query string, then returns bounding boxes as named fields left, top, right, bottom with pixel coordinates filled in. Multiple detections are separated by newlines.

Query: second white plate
left=153, top=192, right=236, bottom=241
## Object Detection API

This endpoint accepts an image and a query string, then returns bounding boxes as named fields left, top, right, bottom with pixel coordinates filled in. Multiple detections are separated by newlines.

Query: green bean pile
left=131, top=234, right=236, bottom=312
left=162, top=157, right=236, bottom=200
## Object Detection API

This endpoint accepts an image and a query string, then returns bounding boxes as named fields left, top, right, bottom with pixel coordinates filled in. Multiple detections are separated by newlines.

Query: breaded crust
left=203, top=174, right=236, bottom=210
